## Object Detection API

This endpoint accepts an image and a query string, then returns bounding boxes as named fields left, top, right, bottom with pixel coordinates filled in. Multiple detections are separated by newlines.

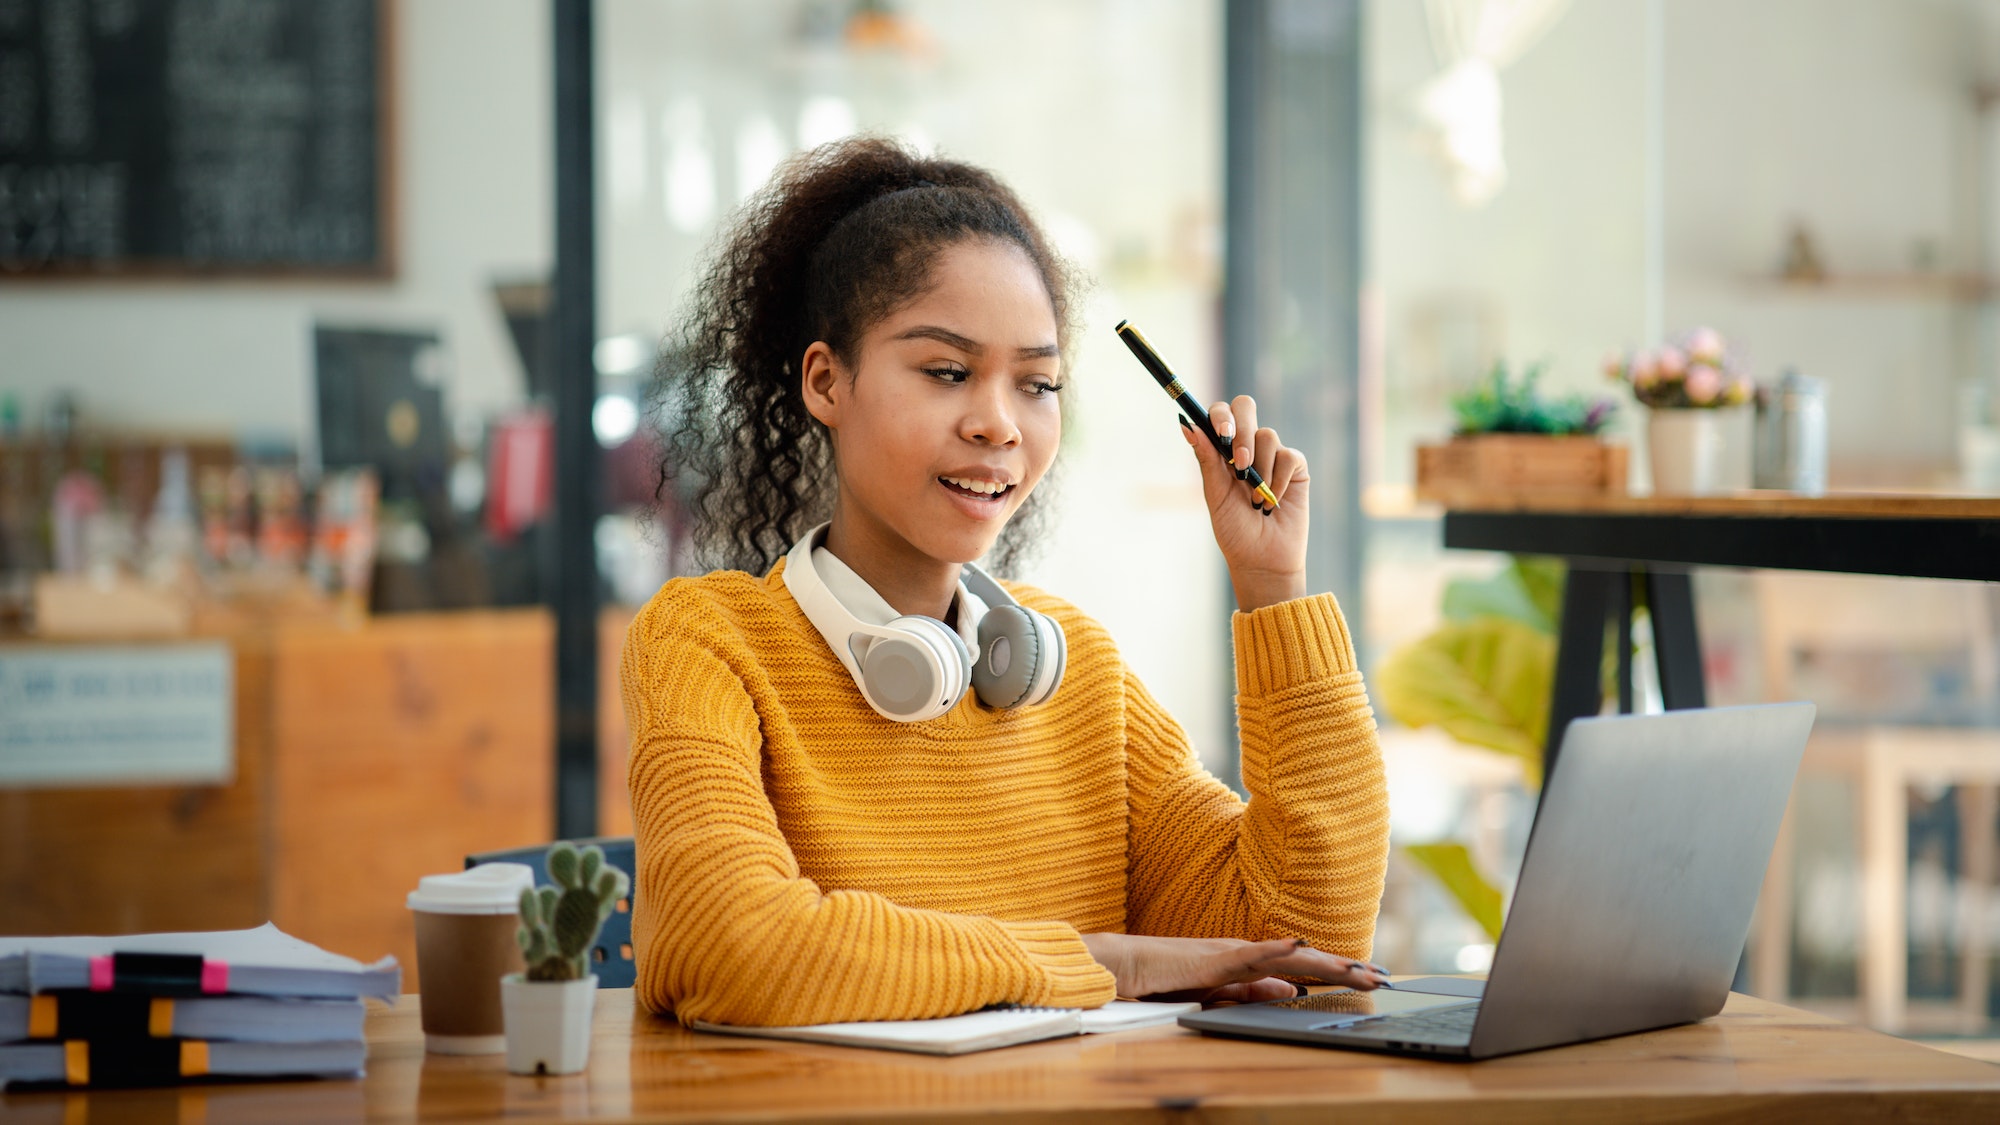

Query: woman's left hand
left=1182, top=396, right=1309, bottom=612
left=1079, top=933, right=1388, bottom=1004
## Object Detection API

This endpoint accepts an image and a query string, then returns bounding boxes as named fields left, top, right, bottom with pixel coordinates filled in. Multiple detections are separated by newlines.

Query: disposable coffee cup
left=407, top=863, right=535, bottom=1055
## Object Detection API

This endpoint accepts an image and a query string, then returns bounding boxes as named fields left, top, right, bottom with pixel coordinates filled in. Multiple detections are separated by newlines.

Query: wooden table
left=7, top=989, right=1999, bottom=1124
left=1439, top=491, right=2000, bottom=771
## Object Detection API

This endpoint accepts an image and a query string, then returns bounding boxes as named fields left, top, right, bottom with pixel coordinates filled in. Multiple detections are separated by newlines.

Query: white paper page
left=1079, top=999, right=1202, bottom=1034
left=0, top=924, right=391, bottom=973
left=696, top=1007, right=1081, bottom=1055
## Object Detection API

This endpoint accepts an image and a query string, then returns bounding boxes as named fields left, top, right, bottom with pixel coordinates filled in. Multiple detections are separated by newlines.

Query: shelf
left=1742, top=274, right=2000, bottom=302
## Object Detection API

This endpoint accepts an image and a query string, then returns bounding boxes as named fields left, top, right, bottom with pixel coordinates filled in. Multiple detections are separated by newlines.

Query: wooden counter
left=6, top=988, right=1998, bottom=1124
left=1, top=610, right=558, bottom=988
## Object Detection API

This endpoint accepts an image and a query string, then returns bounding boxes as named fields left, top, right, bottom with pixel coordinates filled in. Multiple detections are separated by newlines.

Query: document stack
left=0, top=924, right=400, bottom=1089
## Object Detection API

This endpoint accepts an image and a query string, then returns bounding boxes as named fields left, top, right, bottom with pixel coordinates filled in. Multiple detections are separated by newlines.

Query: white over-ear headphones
left=782, top=524, right=1067, bottom=722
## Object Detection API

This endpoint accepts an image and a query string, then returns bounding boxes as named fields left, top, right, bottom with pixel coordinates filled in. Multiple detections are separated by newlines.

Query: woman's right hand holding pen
left=1181, top=395, right=1310, bottom=613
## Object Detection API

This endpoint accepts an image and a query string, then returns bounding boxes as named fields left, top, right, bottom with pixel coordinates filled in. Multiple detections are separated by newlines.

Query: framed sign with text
left=0, top=641, right=233, bottom=787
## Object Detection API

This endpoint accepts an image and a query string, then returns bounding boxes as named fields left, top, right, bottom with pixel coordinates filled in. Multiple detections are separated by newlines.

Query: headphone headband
left=781, top=524, right=1064, bottom=722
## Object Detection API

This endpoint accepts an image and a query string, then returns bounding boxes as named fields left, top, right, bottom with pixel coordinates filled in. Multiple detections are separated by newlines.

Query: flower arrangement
left=1605, top=327, right=1754, bottom=410
left=1451, top=360, right=1616, bottom=437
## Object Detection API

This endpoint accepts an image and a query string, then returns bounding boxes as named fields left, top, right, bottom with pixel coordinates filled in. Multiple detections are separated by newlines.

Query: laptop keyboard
left=1332, top=1002, right=1479, bottom=1045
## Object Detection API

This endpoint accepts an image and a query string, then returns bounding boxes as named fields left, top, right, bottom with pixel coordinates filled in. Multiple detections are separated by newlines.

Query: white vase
left=501, top=973, right=598, bottom=1075
left=1648, top=407, right=1752, bottom=495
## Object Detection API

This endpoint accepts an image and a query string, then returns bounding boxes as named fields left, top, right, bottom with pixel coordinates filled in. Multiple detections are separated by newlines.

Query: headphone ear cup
left=928, top=619, right=974, bottom=701
left=860, top=616, right=971, bottom=721
left=1020, top=608, right=1066, bottom=707
left=972, top=605, right=1042, bottom=709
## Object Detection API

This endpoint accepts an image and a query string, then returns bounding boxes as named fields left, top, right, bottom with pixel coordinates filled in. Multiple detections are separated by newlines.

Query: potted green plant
left=1415, top=361, right=1623, bottom=500
left=1374, top=556, right=1565, bottom=948
left=501, top=841, right=630, bottom=1076
left=1605, top=328, right=1756, bottom=495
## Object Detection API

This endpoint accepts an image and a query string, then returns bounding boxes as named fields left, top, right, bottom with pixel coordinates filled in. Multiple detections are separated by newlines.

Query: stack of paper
left=0, top=924, right=399, bottom=1089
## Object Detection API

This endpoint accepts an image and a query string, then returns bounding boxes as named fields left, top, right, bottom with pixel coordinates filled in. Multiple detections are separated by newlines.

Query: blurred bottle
left=1753, top=370, right=1826, bottom=495
left=254, top=466, right=307, bottom=569
left=310, top=468, right=379, bottom=618
left=50, top=471, right=104, bottom=575
left=144, top=447, right=199, bottom=586
left=1960, top=380, right=2000, bottom=494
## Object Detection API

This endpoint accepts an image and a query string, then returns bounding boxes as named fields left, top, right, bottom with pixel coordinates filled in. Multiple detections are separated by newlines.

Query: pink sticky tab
left=88, top=955, right=114, bottom=991
left=200, top=960, right=229, bottom=994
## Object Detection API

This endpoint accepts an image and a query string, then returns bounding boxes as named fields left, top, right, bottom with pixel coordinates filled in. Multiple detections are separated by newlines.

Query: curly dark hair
left=651, top=136, right=1079, bottom=576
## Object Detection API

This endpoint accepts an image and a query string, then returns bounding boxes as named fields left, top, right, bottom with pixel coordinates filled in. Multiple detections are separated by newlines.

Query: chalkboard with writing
left=0, top=0, right=388, bottom=276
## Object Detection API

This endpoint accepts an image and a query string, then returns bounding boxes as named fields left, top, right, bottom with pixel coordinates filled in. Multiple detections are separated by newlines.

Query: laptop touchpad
left=1266, top=988, right=1473, bottom=1029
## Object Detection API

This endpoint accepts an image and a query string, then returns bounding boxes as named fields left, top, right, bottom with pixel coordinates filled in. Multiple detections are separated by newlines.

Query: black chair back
left=466, top=835, right=636, bottom=989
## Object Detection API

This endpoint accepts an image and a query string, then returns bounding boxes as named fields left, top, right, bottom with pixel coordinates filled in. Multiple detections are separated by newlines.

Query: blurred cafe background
left=5, top=0, right=2000, bottom=1053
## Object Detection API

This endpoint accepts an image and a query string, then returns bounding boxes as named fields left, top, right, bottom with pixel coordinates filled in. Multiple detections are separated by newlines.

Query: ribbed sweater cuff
left=1232, top=592, right=1359, bottom=696
left=994, top=920, right=1117, bottom=1009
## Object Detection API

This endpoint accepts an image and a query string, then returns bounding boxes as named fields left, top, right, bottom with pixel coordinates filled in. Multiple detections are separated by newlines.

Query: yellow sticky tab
left=181, top=1041, right=210, bottom=1077
left=64, top=1040, right=89, bottom=1086
left=28, top=995, right=57, bottom=1039
left=150, top=998, right=175, bottom=1038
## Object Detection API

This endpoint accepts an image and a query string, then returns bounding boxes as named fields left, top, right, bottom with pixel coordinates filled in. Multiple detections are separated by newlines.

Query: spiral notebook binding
left=981, top=1002, right=1074, bottom=1015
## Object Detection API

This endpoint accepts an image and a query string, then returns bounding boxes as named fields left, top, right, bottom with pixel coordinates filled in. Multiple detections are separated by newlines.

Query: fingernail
left=1261, top=507, right=1272, bottom=517
left=1295, top=983, right=1309, bottom=997
left=1177, top=416, right=1194, bottom=431
left=1294, top=938, right=1310, bottom=949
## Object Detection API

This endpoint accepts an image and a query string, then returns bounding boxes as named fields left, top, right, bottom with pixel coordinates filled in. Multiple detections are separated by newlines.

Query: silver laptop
left=1181, top=703, right=1815, bottom=1060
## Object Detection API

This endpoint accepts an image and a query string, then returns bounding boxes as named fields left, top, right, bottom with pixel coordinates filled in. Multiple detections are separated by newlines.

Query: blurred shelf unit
left=1741, top=275, right=2000, bottom=303
left=0, top=432, right=239, bottom=511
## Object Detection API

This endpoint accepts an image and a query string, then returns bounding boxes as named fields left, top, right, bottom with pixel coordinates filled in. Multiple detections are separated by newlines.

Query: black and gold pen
left=1114, top=319, right=1281, bottom=511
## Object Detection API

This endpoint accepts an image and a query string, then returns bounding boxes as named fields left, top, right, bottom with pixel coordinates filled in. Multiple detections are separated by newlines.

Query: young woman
left=626, top=138, right=1389, bottom=1027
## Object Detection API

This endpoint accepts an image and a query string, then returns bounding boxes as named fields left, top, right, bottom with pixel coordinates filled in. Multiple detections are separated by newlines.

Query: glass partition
left=596, top=0, right=1236, bottom=764
left=1363, top=0, right=2000, bottom=1030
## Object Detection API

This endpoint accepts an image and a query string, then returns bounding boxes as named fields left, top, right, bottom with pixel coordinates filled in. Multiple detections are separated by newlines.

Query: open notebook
left=692, top=1000, right=1201, bottom=1056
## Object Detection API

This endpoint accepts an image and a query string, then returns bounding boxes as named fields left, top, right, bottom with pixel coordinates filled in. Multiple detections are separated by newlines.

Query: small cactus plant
left=517, top=842, right=630, bottom=982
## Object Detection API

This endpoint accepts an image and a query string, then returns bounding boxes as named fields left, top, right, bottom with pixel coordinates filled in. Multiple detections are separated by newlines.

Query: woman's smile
left=936, top=471, right=1017, bottom=518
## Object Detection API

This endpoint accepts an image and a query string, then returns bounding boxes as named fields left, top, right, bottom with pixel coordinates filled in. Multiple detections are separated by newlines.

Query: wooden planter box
left=1415, top=434, right=1628, bottom=501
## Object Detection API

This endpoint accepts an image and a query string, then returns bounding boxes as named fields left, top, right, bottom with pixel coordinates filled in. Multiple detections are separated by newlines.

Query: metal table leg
left=1645, top=568, right=1708, bottom=711
left=1548, top=566, right=1621, bottom=776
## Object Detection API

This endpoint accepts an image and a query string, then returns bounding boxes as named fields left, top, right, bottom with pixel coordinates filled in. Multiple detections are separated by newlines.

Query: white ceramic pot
left=1648, top=406, right=1752, bottom=495
left=501, top=973, right=598, bottom=1076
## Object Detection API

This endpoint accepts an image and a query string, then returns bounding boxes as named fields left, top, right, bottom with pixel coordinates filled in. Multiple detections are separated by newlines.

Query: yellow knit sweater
left=621, top=559, right=1389, bottom=1027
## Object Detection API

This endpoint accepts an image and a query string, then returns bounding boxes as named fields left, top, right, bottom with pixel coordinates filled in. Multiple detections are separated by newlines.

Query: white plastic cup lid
left=407, top=863, right=535, bottom=915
